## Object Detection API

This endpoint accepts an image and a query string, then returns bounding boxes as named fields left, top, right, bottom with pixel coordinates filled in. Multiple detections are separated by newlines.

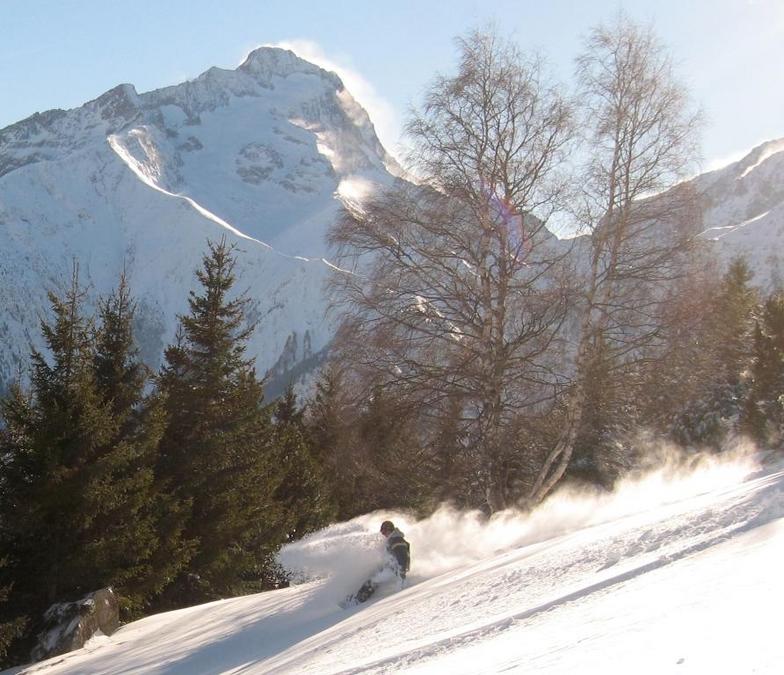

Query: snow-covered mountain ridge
left=1, top=46, right=783, bottom=392
left=0, top=47, right=397, bottom=391
left=693, top=137, right=784, bottom=285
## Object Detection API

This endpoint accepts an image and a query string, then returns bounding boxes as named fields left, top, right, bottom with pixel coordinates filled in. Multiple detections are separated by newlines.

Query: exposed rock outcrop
left=31, top=588, right=119, bottom=662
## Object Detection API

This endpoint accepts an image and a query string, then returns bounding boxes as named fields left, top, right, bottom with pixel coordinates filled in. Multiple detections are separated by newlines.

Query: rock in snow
left=30, top=588, right=119, bottom=663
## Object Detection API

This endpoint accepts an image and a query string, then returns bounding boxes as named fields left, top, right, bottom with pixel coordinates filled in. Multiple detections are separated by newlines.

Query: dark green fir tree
left=568, top=335, right=636, bottom=489
left=673, top=258, right=759, bottom=447
left=156, top=238, right=284, bottom=605
left=270, top=385, right=335, bottom=543
left=306, top=365, right=360, bottom=519
left=743, top=292, right=784, bottom=446
left=90, top=273, right=193, bottom=615
left=0, top=267, right=177, bottom=662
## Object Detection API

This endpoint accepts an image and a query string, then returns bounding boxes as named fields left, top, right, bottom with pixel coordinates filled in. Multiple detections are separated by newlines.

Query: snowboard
left=340, top=580, right=376, bottom=608
left=339, top=567, right=404, bottom=609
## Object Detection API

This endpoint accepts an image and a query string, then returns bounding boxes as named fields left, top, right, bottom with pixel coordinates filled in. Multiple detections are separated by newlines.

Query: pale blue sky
left=1, top=0, right=783, bottom=169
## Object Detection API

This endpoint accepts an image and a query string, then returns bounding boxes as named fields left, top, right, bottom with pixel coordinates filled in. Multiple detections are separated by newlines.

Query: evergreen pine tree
left=94, top=272, right=146, bottom=416
left=635, top=267, right=717, bottom=435
left=270, top=386, right=335, bottom=543
left=306, top=365, right=358, bottom=519
left=0, top=267, right=112, bottom=613
left=672, top=258, right=759, bottom=446
left=712, top=258, right=759, bottom=385
left=156, top=238, right=283, bottom=604
left=0, top=557, right=27, bottom=665
left=0, top=267, right=177, bottom=660
left=417, top=396, right=474, bottom=511
left=568, top=336, right=637, bottom=488
left=0, top=387, right=32, bottom=668
left=90, top=274, right=192, bottom=615
left=354, top=387, right=420, bottom=511
left=743, top=292, right=784, bottom=446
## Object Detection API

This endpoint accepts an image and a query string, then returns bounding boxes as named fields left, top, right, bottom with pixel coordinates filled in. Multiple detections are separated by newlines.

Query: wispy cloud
left=703, top=148, right=749, bottom=173
left=249, top=39, right=403, bottom=160
left=703, top=133, right=784, bottom=174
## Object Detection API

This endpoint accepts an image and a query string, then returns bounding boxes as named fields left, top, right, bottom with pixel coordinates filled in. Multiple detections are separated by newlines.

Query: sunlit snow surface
left=5, top=448, right=783, bottom=675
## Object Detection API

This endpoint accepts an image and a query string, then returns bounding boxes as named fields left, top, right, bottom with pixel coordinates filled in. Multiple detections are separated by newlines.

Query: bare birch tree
left=329, top=30, right=575, bottom=511
left=525, top=15, right=702, bottom=504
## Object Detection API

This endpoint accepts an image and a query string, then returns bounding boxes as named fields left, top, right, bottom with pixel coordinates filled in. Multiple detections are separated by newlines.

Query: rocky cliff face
left=0, top=47, right=397, bottom=389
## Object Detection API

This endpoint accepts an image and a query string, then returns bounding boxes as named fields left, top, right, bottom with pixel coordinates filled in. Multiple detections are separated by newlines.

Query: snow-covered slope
left=0, top=47, right=396, bottom=389
left=694, top=138, right=784, bottom=287
left=6, top=449, right=783, bottom=674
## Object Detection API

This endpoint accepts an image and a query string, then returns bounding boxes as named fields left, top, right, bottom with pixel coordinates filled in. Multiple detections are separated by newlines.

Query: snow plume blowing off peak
left=277, top=438, right=763, bottom=603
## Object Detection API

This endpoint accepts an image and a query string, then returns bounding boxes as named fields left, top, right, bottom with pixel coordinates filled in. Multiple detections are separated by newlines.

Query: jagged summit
left=698, top=137, right=784, bottom=182
left=695, top=136, right=784, bottom=197
left=0, top=43, right=390, bottom=177
left=239, top=46, right=342, bottom=87
left=0, top=47, right=347, bottom=143
left=91, top=83, right=141, bottom=122
left=738, top=136, right=784, bottom=162
left=686, top=137, right=784, bottom=285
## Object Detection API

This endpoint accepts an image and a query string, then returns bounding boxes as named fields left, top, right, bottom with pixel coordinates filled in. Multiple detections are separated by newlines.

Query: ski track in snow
left=5, top=456, right=784, bottom=675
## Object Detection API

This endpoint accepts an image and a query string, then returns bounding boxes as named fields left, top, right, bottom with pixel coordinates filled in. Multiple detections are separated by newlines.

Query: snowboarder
left=345, top=520, right=411, bottom=606
left=380, top=520, right=410, bottom=579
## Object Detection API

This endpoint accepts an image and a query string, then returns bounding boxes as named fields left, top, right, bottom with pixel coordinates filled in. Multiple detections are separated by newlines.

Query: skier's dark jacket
left=386, top=528, right=410, bottom=577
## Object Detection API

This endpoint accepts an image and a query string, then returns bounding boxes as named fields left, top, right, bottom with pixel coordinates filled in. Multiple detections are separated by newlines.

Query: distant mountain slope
left=0, top=47, right=397, bottom=388
left=694, top=138, right=784, bottom=287
left=1, top=48, right=782, bottom=392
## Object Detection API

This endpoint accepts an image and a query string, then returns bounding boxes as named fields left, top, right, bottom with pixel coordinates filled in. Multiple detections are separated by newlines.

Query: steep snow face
left=693, top=138, right=784, bottom=287
left=0, top=47, right=396, bottom=387
left=7, top=451, right=783, bottom=674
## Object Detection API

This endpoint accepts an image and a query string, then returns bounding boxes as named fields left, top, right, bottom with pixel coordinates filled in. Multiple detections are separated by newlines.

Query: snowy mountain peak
left=1, top=43, right=782, bottom=394
left=239, top=46, right=342, bottom=87
left=690, top=137, right=784, bottom=286
left=91, top=83, right=141, bottom=123
left=0, top=46, right=401, bottom=390
left=734, top=137, right=784, bottom=180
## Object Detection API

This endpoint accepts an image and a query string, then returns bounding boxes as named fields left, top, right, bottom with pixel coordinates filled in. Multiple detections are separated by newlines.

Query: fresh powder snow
left=5, top=443, right=782, bottom=674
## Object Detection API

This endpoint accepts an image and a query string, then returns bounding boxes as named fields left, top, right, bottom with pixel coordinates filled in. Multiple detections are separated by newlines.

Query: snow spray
left=278, top=437, right=761, bottom=593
